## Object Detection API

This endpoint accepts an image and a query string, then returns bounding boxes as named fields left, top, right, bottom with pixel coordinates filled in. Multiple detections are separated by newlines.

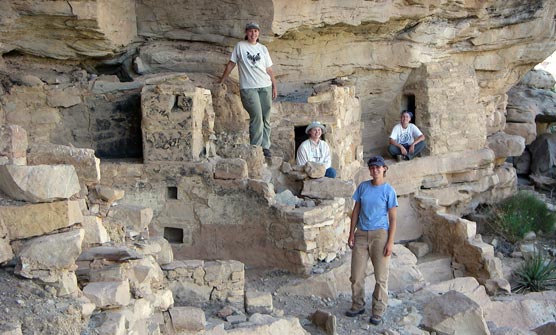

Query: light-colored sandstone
left=15, top=228, right=84, bottom=280
left=407, top=242, right=430, bottom=258
left=301, top=178, right=355, bottom=199
left=245, top=290, right=273, bottom=315
left=169, top=306, right=206, bottom=332
left=0, top=125, right=27, bottom=165
left=422, top=290, right=490, bottom=335
left=1, top=200, right=83, bottom=240
left=95, top=185, right=125, bottom=204
left=107, top=204, right=153, bottom=239
left=215, top=158, right=248, bottom=180
left=0, top=164, right=80, bottom=203
left=27, top=144, right=100, bottom=184
left=83, top=280, right=131, bottom=309
left=81, top=215, right=110, bottom=246
left=303, top=162, right=326, bottom=179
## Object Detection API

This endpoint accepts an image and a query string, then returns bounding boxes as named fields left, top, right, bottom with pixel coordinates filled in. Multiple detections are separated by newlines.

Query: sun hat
left=367, top=155, right=386, bottom=167
left=245, top=22, right=260, bottom=30
left=305, top=121, right=326, bottom=134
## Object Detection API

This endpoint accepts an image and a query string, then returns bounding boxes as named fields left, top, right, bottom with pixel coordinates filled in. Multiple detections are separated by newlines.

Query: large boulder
left=527, top=133, right=556, bottom=178
left=27, top=144, right=100, bottom=184
left=0, top=165, right=80, bottom=203
left=422, top=290, right=490, bottom=335
left=1, top=200, right=83, bottom=240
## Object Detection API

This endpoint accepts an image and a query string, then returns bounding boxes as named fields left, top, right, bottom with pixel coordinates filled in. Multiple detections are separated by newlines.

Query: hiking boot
left=369, top=315, right=383, bottom=325
left=263, top=148, right=272, bottom=157
left=345, top=308, right=365, bottom=317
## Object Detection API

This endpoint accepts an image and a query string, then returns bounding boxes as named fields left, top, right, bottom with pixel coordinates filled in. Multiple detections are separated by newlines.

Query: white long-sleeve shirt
left=296, top=139, right=332, bottom=169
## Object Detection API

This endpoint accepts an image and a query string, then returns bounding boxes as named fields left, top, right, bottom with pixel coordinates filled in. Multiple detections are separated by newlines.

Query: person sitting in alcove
left=296, top=121, right=337, bottom=178
left=387, top=110, right=426, bottom=161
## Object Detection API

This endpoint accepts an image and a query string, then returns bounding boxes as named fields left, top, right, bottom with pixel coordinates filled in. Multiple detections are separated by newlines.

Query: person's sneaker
left=345, top=308, right=365, bottom=317
left=263, top=148, right=272, bottom=157
left=396, top=155, right=404, bottom=162
left=369, top=315, right=383, bottom=325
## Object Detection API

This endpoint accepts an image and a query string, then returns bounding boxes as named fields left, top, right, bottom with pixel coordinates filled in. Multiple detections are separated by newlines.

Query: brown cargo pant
left=349, top=228, right=390, bottom=317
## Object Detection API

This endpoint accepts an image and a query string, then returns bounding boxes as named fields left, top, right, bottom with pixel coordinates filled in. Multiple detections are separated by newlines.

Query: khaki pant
left=239, top=86, right=273, bottom=150
left=349, top=229, right=390, bottom=317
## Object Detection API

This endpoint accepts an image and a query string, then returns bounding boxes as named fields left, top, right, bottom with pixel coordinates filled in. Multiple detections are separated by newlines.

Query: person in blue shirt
left=345, top=155, right=398, bottom=326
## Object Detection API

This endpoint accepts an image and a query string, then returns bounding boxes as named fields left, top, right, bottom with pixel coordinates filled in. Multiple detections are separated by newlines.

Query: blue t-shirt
left=352, top=181, right=398, bottom=231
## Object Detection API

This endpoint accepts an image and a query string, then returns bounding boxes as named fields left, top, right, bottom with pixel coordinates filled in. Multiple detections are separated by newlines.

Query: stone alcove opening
left=401, top=93, right=416, bottom=122
left=167, top=186, right=178, bottom=200
left=164, top=227, right=184, bottom=244
left=293, top=124, right=327, bottom=160
left=92, top=92, right=143, bottom=160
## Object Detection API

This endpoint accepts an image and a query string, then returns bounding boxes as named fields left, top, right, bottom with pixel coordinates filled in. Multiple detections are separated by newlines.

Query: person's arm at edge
left=384, top=206, right=397, bottom=256
left=219, top=61, right=236, bottom=84
left=409, top=125, right=425, bottom=153
left=322, top=141, right=332, bottom=169
left=348, top=201, right=361, bottom=249
left=266, top=67, right=277, bottom=99
left=296, top=142, right=309, bottom=166
left=389, top=125, right=407, bottom=154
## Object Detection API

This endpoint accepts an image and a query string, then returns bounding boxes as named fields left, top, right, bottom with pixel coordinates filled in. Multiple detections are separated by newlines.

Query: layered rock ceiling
left=1, top=0, right=555, bottom=155
left=1, top=0, right=556, bottom=274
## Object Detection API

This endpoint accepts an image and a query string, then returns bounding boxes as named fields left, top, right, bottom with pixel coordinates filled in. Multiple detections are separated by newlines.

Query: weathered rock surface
left=169, top=306, right=206, bottom=332
left=27, top=144, right=100, bottom=184
left=83, top=280, right=132, bottom=309
left=1, top=200, right=83, bottom=240
left=0, top=1, right=137, bottom=59
left=0, top=125, right=27, bottom=165
left=484, top=291, right=556, bottom=332
left=422, top=290, right=490, bottom=335
left=0, top=165, right=80, bottom=203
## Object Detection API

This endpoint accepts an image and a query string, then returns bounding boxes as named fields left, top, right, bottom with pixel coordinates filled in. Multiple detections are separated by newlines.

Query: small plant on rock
left=512, top=253, right=556, bottom=293
left=491, top=191, right=556, bottom=243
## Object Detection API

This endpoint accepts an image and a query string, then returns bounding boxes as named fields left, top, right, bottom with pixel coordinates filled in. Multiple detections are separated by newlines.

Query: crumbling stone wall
left=403, top=61, right=486, bottom=156
left=163, top=260, right=244, bottom=306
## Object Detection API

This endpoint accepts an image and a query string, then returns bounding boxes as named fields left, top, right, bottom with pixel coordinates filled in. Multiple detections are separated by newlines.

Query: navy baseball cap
left=367, top=155, right=386, bottom=167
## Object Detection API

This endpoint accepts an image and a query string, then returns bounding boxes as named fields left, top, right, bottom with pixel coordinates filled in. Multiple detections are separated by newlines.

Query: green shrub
left=492, top=191, right=556, bottom=243
left=512, top=253, right=556, bottom=293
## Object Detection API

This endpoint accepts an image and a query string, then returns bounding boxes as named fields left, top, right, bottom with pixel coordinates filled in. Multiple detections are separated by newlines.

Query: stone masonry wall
left=404, top=61, right=486, bottom=156
left=162, top=260, right=244, bottom=306
left=273, top=85, right=363, bottom=180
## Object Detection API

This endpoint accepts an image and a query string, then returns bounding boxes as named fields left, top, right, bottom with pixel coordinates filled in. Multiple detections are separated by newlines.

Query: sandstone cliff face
left=133, top=0, right=556, bottom=155
left=1, top=1, right=555, bottom=156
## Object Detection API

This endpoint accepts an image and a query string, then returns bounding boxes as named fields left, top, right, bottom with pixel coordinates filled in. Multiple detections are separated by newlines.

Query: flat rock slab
left=0, top=164, right=80, bottom=203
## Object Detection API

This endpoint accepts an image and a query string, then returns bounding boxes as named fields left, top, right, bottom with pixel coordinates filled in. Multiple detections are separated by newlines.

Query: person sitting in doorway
left=388, top=110, right=426, bottom=161
left=296, top=121, right=337, bottom=178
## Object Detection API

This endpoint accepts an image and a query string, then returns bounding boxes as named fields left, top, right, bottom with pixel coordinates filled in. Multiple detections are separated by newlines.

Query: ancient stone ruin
left=1, top=1, right=556, bottom=334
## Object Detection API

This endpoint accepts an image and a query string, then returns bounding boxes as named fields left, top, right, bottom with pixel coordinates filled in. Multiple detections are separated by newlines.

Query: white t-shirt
left=296, top=139, right=332, bottom=169
left=389, top=123, right=423, bottom=145
left=230, top=41, right=273, bottom=89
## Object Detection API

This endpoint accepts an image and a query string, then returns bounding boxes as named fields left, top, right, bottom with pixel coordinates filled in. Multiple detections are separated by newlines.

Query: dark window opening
left=167, top=186, right=178, bottom=199
left=294, top=125, right=327, bottom=161
left=94, top=63, right=133, bottom=82
left=402, top=94, right=416, bottom=123
left=93, top=93, right=143, bottom=160
left=164, top=227, right=183, bottom=244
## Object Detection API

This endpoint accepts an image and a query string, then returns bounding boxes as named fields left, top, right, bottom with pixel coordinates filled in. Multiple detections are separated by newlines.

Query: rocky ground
left=0, top=267, right=87, bottom=334
left=1, top=235, right=554, bottom=335
left=1, top=186, right=555, bottom=334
